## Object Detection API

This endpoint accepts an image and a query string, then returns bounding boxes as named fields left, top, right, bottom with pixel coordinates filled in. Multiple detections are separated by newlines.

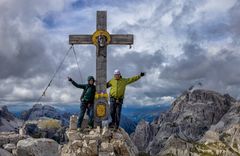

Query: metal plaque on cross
left=69, top=11, right=134, bottom=127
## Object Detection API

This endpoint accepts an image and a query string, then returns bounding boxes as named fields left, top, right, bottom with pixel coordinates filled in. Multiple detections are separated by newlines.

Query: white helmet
left=114, top=69, right=121, bottom=75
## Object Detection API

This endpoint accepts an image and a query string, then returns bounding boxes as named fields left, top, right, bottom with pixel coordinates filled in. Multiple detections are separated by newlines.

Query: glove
left=140, top=72, right=145, bottom=77
left=68, top=77, right=73, bottom=82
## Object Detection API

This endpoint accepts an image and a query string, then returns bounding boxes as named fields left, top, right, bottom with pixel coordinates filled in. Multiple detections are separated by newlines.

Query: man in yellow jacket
left=107, top=69, right=145, bottom=129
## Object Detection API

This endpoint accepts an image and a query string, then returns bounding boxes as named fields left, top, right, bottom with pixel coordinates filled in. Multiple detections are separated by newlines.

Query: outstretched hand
left=68, top=77, right=73, bottom=82
left=140, top=72, right=145, bottom=77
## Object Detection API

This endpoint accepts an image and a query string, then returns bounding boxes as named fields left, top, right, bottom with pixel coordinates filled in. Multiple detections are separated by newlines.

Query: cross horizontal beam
left=69, top=35, right=92, bottom=44
left=110, top=34, right=133, bottom=45
left=69, top=34, right=134, bottom=45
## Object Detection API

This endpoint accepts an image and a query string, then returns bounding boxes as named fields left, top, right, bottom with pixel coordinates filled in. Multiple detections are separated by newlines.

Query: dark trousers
left=110, top=97, right=123, bottom=128
left=77, top=102, right=94, bottom=128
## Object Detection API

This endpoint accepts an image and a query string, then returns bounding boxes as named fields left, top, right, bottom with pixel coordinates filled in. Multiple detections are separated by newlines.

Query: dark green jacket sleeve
left=71, top=80, right=86, bottom=89
left=126, top=75, right=141, bottom=85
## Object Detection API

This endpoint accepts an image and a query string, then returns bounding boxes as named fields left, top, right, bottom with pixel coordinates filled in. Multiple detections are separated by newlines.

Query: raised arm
left=68, top=77, right=86, bottom=89
left=126, top=72, right=145, bottom=85
left=126, top=75, right=141, bottom=84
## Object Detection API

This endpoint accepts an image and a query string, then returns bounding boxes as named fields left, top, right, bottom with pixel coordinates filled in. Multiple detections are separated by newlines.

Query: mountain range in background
left=5, top=103, right=170, bottom=134
left=1, top=89, right=240, bottom=156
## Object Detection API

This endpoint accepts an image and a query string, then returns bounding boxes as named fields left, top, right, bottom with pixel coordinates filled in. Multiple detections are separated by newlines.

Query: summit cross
left=69, top=11, right=134, bottom=126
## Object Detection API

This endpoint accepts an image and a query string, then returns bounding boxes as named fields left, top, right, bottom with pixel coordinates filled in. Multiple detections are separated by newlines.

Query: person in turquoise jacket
left=107, top=69, right=145, bottom=129
left=68, top=76, right=96, bottom=129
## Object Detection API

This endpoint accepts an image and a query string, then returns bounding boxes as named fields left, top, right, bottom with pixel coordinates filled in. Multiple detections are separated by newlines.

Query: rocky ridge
left=131, top=89, right=238, bottom=155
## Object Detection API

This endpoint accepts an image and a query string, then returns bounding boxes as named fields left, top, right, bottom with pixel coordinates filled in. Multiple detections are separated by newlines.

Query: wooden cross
left=69, top=11, right=133, bottom=126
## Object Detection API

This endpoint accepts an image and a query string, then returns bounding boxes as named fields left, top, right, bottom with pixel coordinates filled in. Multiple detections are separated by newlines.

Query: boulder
left=16, top=138, right=60, bottom=156
left=21, top=119, right=67, bottom=144
left=3, top=143, right=16, bottom=153
left=0, top=148, right=13, bottom=156
left=0, top=132, right=28, bottom=147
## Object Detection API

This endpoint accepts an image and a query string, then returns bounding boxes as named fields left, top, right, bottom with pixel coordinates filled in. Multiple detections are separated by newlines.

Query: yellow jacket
left=107, top=75, right=141, bottom=99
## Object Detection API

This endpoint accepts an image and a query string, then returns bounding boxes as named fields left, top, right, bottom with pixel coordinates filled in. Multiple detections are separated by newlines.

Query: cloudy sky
left=0, top=0, right=239, bottom=106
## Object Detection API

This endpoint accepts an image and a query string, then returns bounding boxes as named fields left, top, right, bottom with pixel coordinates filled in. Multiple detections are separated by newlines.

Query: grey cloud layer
left=0, top=0, right=240, bottom=105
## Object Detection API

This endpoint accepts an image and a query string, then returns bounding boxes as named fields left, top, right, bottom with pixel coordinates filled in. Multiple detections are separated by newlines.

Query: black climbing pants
left=77, top=101, right=94, bottom=128
left=110, top=97, right=123, bottom=128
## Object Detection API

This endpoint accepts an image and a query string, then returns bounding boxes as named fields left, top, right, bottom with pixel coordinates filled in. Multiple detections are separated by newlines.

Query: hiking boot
left=114, top=126, right=119, bottom=132
left=109, top=123, right=115, bottom=129
left=77, top=128, right=83, bottom=132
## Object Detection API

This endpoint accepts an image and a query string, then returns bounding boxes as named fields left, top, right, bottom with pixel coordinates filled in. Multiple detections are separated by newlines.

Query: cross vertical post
left=69, top=11, right=134, bottom=127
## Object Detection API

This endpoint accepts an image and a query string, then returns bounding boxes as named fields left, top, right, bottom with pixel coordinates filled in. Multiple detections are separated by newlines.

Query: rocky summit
left=131, top=89, right=238, bottom=155
left=61, top=115, right=138, bottom=156
left=0, top=114, right=139, bottom=156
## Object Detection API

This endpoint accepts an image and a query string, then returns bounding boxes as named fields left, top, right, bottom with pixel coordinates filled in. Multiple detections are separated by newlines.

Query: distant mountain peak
left=132, top=89, right=237, bottom=155
left=188, top=82, right=203, bottom=92
left=20, top=103, right=70, bottom=126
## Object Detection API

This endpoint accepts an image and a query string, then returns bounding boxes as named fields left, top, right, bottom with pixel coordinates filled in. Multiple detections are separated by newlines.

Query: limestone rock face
left=190, top=102, right=240, bottom=156
left=130, top=120, right=154, bottom=152
left=61, top=127, right=138, bottom=156
left=158, top=101, right=240, bottom=156
left=131, top=89, right=236, bottom=155
left=16, top=138, right=60, bottom=156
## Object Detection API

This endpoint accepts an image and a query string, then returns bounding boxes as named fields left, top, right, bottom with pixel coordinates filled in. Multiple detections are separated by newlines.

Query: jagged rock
left=120, top=115, right=136, bottom=134
left=100, top=142, right=114, bottom=152
left=0, top=132, right=28, bottom=147
left=188, top=102, right=240, bottom=156
left=131, top=89, right=236, bottom=155
left=99, top=152, right=116, bottom=156
left=157, top=135, right=194, bottom=156
left=61, top=127, right=138, bottom=156
left=153, top=95, right=240, bottom=156
left=66, top=130, right=83, bottom=141
left=3, top=143, right=16, bottom=153
left=131, top=120, right=154, bottom=152
left=0, top=106, right=23, bottom=132
left=16, top=138, right=60, bottom=156
left=148, top=90, right=236, bottom=155
left=69, top=115, right=78, bottom=130
left=102, top=127, right=112, bottom=137
left=0, top=148, right=13, bottom=156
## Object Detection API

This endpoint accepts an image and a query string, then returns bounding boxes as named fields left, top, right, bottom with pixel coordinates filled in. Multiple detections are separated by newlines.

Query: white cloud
left=0, top=0, right=239, bottom=106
